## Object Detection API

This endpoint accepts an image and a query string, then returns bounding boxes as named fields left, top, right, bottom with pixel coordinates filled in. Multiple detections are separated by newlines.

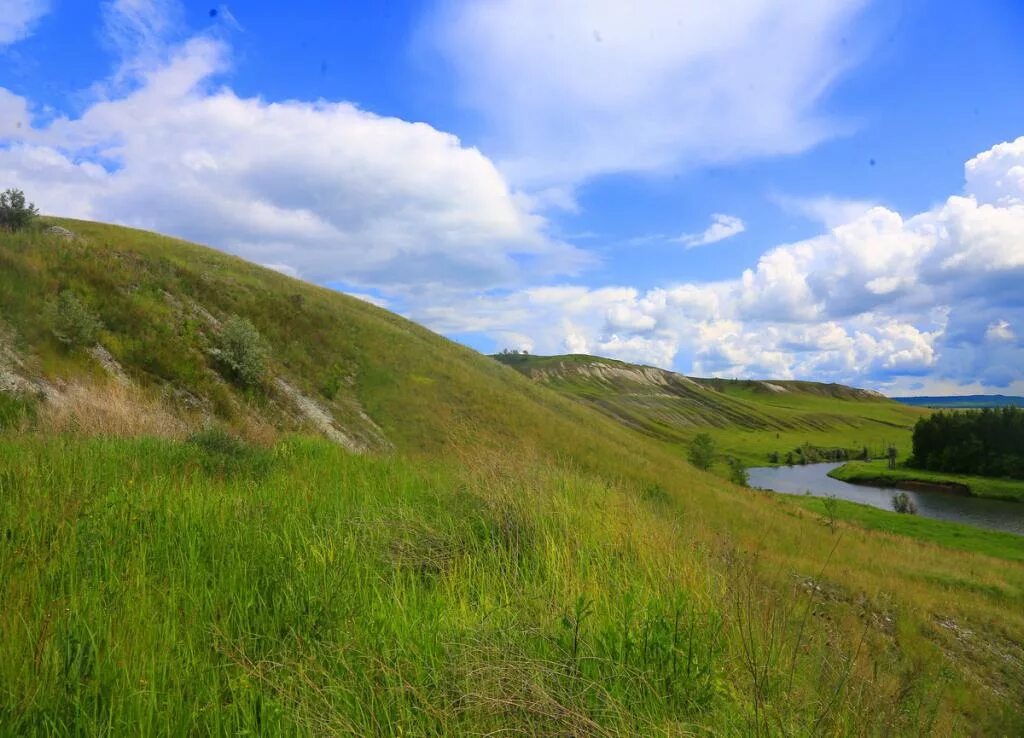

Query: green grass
left=787, top=494, right=1024, bottom=563
left=3, top=221, right=1024, bottom=733
left=831, top=460, right=1024, bottom=502
left=3, top=435, right=1024, bottom=735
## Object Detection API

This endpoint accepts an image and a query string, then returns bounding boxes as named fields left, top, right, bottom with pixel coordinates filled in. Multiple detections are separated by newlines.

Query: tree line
left=909, top=407, right=1024, bottom=479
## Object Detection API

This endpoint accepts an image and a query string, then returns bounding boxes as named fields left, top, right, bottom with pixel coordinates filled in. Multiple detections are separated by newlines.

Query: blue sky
left=2, top=1, right=1023, bottom=394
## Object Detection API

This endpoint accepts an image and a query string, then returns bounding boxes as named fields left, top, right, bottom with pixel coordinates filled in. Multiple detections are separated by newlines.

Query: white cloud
left=964, top=135, right=1024, bottom=206
left=773, top=193, right=878, bottom=228
left=0, top=35, right=587, bottom=291
left=0, top=0, right=49, bottom=46
left=0, top=88, right=32, bottom=138
left=986, top=320, right=1015, bottom=343
left=408, top=137, right=1024, bottom=393
left=346, top=292, right=390, bottom=309
left=430, top=0, right=869, bottom=185
left=675, top=213, right=746, bottom=248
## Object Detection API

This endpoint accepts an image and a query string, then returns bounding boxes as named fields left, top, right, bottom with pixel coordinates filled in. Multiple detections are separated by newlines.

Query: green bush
left=187, top=427, right=272, bottom=477
left=891, top=492, right=917, bottom=515
left=687, top=432, right=715, bottom=471
left=727, top=457, right=749, bottom=486
left=0, top=188, right=39, bottom=232
left=50, top=290, right=102, bottom=347
left=209, top=315, right=268, bottom=387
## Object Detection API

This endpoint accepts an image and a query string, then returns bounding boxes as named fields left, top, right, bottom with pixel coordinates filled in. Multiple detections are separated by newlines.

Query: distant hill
left=494, top=353, right=925, bottom=463
left=895, top=395, right=1024, bottom=408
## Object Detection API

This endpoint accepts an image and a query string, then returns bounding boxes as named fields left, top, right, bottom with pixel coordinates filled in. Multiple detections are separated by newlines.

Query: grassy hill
left=495, top=353, right=926, bottom=467
left=2, top=220, right=1023, bottom=735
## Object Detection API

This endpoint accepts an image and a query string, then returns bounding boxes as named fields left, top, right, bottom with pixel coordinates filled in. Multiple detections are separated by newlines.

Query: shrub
left=187, top=427, right=272, bottom=477
left=727, top=457, right=749, bottom=486
left=209, top=315, right=268, bottom=387
left=891, top=492, right=917, bottom=515
left=641, top=482, right=671, bottom=504
left=50, top=290, right=102, bottom=347
left=687, top=432, right=715, bottom=471
left=0, top=188, right=39, bottom=232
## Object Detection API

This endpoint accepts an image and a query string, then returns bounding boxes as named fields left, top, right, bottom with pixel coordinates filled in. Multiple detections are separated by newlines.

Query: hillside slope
left=0, top=220, right=661, bottom=463
left=2, top=220, right=1023, bottom=735
left=496, top=353, right=926, bottom=463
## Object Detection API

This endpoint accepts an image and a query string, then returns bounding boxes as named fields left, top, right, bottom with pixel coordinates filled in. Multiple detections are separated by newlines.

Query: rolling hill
left=494, top=352, right=926, bottom=466
left=1, top=219, right=1023, bottom=735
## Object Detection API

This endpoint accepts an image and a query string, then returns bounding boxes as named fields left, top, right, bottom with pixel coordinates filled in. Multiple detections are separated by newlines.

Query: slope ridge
left=496, top=353, right=924, bottom=461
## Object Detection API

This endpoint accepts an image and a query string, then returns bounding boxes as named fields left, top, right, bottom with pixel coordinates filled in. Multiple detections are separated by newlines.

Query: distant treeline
left=910, top=407, right=1024, bottom=478
left=769, top=445, right=855, bottom=465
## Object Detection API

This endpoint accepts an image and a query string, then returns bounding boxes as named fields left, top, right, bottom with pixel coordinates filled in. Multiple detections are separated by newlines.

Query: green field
left=786, top=494, right=1024, bottom=563
left=830, top=460, right=1024, bottom=502
left=2, top=220, right=1024, bottom=734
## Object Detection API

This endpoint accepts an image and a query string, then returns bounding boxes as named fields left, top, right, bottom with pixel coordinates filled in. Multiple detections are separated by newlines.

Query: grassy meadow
left=4, top=434, right=1024, bottom=735
left=830, top=460, right=1024, bottom=502
left=786, top=494, right=1024, bottom=563
left=2, top=220, right=1024, bottom=734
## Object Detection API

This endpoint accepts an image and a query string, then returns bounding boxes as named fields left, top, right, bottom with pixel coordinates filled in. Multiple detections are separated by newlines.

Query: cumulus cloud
left=675, top=213, right=746, bottom=248
left=430, top=0, right=869, bottom=185
left=410, top=137, right=1024, bottom=394
left=0, top=0, right=49, bottom=46
left=0, top=30, right=586, bottom=291
left=772, top=194, right=878, bottom=228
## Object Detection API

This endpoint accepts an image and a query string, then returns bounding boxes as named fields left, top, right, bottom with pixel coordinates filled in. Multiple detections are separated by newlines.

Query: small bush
left=687, top=433, right=715, bottom=471
left=822, top=494, right=839, bottom=532
left=891, top=492, right=917, bottom=515
left=641, top=482, right=671, bottom=505
left=0, top=188, right=39, bottom=232
left=727, top=457, right=749, bottom=486
left=209, top=315, right=268, bottom=387
left=50, top=290, right=102, bottom=347
left=187, top=427, right=272, bottom=477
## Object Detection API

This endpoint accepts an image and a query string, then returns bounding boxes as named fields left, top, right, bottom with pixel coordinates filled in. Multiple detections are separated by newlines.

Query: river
left=747, top=462, right=1024, bottom=536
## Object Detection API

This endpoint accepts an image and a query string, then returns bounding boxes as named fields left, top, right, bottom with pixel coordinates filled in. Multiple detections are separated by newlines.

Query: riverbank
left=829, top=460, right=1024, bottom=502
left=786, top=494, right=1024, bottom=562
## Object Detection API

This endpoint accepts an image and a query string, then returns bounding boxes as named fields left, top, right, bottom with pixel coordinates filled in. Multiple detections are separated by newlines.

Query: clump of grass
left=0, top=392, right=36, bottom=430
left=187, top=426, right=273, bottom=476
left=38, top=380, right=186, bottom=439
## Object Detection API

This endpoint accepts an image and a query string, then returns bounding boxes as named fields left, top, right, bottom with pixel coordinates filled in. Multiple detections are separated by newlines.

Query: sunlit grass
left=2, top=435, right=1024, bottom=734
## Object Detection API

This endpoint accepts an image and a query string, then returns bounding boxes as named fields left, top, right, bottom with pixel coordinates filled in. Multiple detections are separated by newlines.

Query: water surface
left=747, top=463, right=1024, bottom=536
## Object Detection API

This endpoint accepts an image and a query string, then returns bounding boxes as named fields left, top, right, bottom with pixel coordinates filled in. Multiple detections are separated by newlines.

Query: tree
left=0, top=189, right=40, bottom=232
left=727, top=457, right=749, bottom=486
left=687, top=433, right=715, bottom=471
left=209, top=315, right=268, bottom=387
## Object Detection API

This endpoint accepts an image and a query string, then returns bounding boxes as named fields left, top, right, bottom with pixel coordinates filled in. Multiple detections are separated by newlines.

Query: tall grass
left=3, top=435, right=1022, bottom=735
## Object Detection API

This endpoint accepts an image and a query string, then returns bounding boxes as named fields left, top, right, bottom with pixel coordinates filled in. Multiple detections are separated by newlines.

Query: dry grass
left=37, top=379, right=188, bottom=439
